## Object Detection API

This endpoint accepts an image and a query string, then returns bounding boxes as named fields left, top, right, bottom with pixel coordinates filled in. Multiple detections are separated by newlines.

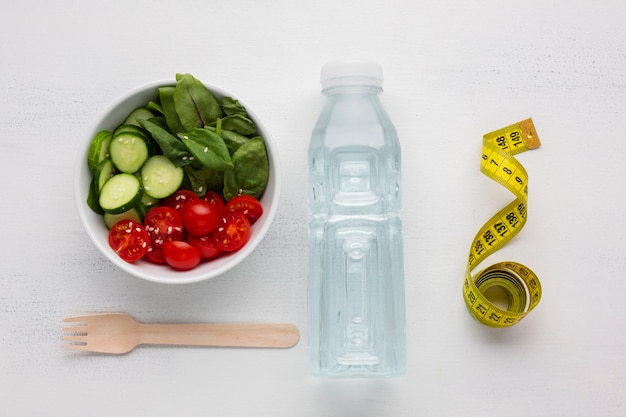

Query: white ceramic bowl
left=74, top=79, right=281, bottom=284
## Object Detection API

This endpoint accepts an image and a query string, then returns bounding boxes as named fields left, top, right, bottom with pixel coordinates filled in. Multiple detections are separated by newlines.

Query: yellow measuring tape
left=463, top=118, right=542, bottom=327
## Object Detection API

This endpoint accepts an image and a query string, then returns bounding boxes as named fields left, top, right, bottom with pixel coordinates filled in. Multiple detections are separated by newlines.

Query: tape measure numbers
left=463, top=118, right=542, bottom=328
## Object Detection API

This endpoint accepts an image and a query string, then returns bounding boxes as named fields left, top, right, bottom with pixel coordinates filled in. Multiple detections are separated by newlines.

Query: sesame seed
left=167, top=226, right=172, bottom=234
left=204, top=147, right=208, bottom=153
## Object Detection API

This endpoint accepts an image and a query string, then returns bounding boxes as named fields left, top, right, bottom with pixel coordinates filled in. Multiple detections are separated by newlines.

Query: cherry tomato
left=202, top=190, right=225, bottom=214
left=213, top=212, right=251, bottom=252
left=144, top=244, right=166, bottom=265
left=187, top=234, right=223, bottom=260
left=162, top=189, right=198, bottom=215
left=182, top=199, right=221, bottom=237
left=143, top=206, right=183, bottom=247
left=162, top=240, right=201, bottom=270
left=225, top=195, right=263, bottom=225
left=108, top=220, right=150, bottom=262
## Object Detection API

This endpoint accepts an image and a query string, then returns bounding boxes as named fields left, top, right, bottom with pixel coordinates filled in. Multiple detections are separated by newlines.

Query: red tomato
left=108, top=220, right=150, bottom=262
left=213, top=212, right=251, bottom=252
left=225, top=195, right=263, bottom=225
left=187, top=234, right=223, bottom=260
left=202, top=190, right=225, bottom=214
left=143, top=206, right=183, bottom=247
left=144, top=244, right=166, bottom=265
left=162, top=189, right=198, bottom=215
left=182, top=199, right=221, bottom=237
left=162, top=241, right=201, bottom=270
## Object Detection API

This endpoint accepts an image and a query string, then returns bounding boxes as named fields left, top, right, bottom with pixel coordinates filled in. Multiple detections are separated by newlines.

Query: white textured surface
left=2, top=1, right=626, bottom=415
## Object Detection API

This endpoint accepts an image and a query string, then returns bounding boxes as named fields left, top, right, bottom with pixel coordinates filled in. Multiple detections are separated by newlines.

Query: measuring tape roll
left=463, top=118, right=542, bottom=328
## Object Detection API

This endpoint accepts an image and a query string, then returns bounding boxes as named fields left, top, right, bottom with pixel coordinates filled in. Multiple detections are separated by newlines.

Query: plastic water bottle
left=308, top=60, right=406, bottom=377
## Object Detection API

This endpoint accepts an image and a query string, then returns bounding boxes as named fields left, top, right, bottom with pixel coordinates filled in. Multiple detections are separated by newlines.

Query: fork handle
left=136, top=323, right=299, bottom=348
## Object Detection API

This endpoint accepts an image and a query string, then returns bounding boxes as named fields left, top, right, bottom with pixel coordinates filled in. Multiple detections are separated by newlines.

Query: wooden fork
left=62, top=313, right=300, bottom=354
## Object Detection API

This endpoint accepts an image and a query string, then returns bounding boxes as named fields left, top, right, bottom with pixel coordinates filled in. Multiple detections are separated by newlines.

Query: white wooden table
left=2, top=1, right=625, bottom=415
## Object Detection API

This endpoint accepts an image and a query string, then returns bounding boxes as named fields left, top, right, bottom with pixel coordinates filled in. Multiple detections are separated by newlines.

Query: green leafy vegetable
left=135, top=73, right=270, bottom=201
left=223, top=137, right=269, bottom=200
left=183, top=164, right=225, bottom=196
left=139, top=117, right=191, bottom=168
left=206, top=127, right=250, bottom=155
left=209, top=113, right=257, bottom=136
left=222, top=97, right=247, bottom=116
left=158, top=87, right=185, bottom=135
left=146, top=101, right=163, bottom=115
left=179, top=128, right=233, bottom=172
left=174, top=73, right=222, bottom=131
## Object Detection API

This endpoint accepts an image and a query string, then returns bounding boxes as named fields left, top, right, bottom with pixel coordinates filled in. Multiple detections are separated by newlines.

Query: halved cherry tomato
left=144, top=244, right=166, bottom=265
left=162, top=240, right=201, bottom=270
left=225, top=195, right=263, bottom=225
left=202, top=190, right=225, bottom=214
left=213, top=212, right=251, bottom=252
left=162, top=189, right=198, bottom=215
left=108, top=219, right=150, bottom=262
left=182, top=199, right=221, bottom=237
left=187, top=234, right=223, bottom=260
left=144, top=206, right=183, bottom=247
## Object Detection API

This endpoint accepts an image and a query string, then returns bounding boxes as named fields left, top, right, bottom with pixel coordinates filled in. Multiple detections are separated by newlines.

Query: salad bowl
left=74, top=77, right=281, bottom=284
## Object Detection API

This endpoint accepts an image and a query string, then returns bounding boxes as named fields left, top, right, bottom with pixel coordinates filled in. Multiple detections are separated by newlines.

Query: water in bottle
left=308, top=60, right=406, bottom=377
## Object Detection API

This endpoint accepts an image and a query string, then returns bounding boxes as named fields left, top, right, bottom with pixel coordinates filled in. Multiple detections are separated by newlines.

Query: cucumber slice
left=109, top=132, right=151, bottom=174
left=141, top=155, right=184, bottom=199
left=140, top=192, right=161, bottom=209
left=103, top=202, right=147, bottom=229
left=94, top=158, right=116, bottom=196
left=113, top=123, right=150, bottom=141
left=87, top=130, right=113, bottom=172
left=87, top=178, right=104, bottom=215
left=123, top=107, right=155, bottom=126
left=99, top=173, right=143, bottom=214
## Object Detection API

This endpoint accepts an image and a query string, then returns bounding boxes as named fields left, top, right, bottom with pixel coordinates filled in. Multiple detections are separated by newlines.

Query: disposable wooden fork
left=62, top=313, right=299, bottom=354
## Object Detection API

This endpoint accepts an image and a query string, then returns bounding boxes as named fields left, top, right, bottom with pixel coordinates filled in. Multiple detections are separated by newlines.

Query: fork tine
left=63, top=315, right=91, bottom=323
left=62, top=326, right=87, bottom=334
left=63, top=334, right=88, bottom=343
left=62, top=343, right=88, bottom=351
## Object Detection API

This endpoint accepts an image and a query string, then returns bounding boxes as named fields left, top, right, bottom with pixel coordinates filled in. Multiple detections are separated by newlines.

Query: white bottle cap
left=321, top=59, right=383, bottom=90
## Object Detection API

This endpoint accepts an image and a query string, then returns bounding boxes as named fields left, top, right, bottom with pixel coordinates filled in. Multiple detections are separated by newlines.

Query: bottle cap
left=321, top=59, right=383, bottom=90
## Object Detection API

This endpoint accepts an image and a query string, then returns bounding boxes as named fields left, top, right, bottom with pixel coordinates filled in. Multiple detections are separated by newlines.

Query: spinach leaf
left=209, top=113, right=257, bottom=136
left=158, top=87, right=186, bottom=135
left=174, top=73, right=222, bottom=131
left=183, top=164, right=225, bottom=196
left=222, top=97, right=247, bottom=116
left=140, top=117, right=192, bottom=168
left=205, top=126, right=250, bottom=155
left=146, top=100, right=163, bottom=116
left=179, top=128, right=233, bottom=172
left=223, top=136, right=269, bottom=200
